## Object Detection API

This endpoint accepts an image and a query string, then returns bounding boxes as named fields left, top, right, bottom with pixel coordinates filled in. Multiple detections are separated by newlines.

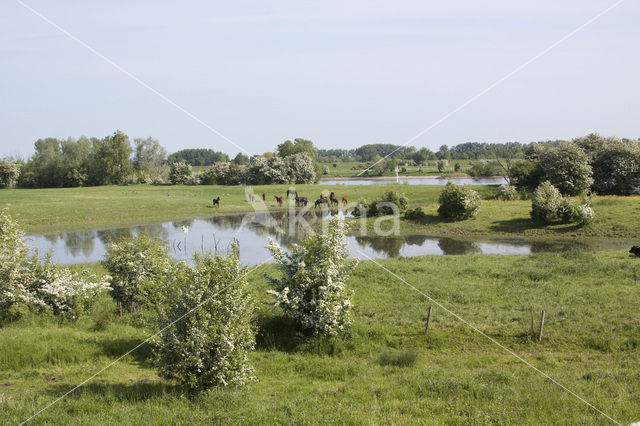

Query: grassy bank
left=1, top=184, right=495, bottom=234
left=2, top=185, right=640, bottom=239
left=1, top=252, right=639, bottom=424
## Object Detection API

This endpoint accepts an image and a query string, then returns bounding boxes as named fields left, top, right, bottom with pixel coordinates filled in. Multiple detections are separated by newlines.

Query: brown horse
left=342, top=196, right=348, bottom=205
left=262, top=193, right=266, bottom=201
left=274, top=195, right=283, bottom=206
left=249, top=193, right=255, bottom=202
left=329, top=192, right=339, bottom=207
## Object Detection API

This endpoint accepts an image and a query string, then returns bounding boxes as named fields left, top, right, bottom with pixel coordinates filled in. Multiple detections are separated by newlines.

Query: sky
left=1, top=0, right=639, bottom=158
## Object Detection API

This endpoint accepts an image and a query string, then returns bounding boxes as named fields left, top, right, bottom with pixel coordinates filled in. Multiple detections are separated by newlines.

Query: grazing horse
left=342, top=196, right=348, bottom=205
left=212, top=197, right=220, bottom=207
left=262, top=193, right=266, bottom=201
left=314, top=198, right=329, bottom=208
left=329, top=192, right=339, bottom=207
left=630, top=246, right=640, bottom=257
left=286, top=189, right=297, bottom=198
left=295, top=196, right=309, bottom=207
left=274, top=195, right=283, bottom=206
left=249, top=193, right=255, bottom=202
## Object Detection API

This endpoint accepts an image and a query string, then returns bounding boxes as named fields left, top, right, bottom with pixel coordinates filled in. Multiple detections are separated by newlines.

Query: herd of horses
left=213, top=190, right=348, bottom=209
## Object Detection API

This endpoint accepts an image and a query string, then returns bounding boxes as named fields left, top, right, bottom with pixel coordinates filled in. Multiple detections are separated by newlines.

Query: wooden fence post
left=530, top=308, right=535, bottom=337
left=425, top=306, right=433, bottom=334
left=538, top=310, right=546, bottom=342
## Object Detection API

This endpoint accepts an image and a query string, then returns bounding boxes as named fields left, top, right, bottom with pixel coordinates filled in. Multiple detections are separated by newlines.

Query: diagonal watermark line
left=354, top=249, right=621, bottom=425
left=15, top=0, right=252, bottom=156
left=20, top=256, right=272, bottom=425
left=359, top=0, right=627, bottom=176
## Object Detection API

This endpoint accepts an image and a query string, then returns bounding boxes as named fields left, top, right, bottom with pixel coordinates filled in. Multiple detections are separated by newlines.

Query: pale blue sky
left=1, top=0, right=638, bottom=158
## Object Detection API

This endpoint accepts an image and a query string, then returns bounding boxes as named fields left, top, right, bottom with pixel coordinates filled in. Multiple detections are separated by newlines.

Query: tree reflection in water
left=437, top=237, right=481, bottom=255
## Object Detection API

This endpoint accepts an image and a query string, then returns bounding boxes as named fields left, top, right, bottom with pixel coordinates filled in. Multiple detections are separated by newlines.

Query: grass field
left=2, top=185, right=640, bottom=240
left=193, top=160, right=484, bottom=178
left=1, top=252, right=639, bottom=424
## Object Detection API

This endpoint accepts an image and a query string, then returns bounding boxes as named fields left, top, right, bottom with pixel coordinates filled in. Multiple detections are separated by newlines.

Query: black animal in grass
left=212, top=197, right=220, bottom=207
left=629, top=246, right=640, bottom=257
left=314, top=198, right=329, bottom=208
left=295, top=196, right=309, bottom=207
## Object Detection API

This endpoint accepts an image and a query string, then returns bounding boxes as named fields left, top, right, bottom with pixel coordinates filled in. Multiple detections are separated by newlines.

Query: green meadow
left=1, top=252, right=639, bottom=424
left=2, top=184, right=640, bottom=239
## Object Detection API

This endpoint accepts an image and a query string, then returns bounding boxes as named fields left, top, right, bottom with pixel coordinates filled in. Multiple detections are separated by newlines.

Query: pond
left=25, top=211, right=633, bottom=266
left=319, top=177, right=505, bottom=186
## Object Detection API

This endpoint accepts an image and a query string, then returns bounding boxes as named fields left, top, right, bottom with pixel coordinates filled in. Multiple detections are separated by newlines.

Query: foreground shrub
left=266, top=219, right=357, bottom=336
left=102, top=234, right=173, bottom=313
left=0, top=212, right=109, bottom=321
left=576, top=204, right=595, bottom=225
left=437, top=182, right=481, bottom=220
left=153, top=249, right=255, bottom=390
left=497, top=183, right=518, bottom=200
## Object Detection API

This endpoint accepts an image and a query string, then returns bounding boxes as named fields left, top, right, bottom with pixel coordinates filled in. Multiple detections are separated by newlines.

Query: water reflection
left=25, top=211, right=633, bottom=266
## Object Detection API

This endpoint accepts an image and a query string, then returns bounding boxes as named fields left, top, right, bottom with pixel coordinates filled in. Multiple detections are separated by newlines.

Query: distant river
left=319, top=177, right=505, bottom=186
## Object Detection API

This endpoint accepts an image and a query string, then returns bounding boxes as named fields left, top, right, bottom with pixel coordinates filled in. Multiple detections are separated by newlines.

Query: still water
left=319, top=177, right=505, bottom=186
left=26, top=212, right=632, bottom=266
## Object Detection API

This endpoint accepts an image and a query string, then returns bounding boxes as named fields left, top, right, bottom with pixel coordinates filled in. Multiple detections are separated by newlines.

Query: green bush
left=169, top=161, right=193, bottom=185
left=153, top=249, right=256, bottom=390
left=437, top=182, right=481, bottom=220
left=497, top=184, right=518, bottom=201
left=266, top=219, right=357, bottom=336
left=352, top=191, right=409, bottom=217
left=403, top=207, right=427, bottom=221
left=102, top=234, right=173, bottom=314
left=530, top=181, right=595, bottom=226
left=530, top=181, right=563, bottom=224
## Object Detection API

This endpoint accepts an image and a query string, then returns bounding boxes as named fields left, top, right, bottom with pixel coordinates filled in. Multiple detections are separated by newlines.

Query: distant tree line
left=1, top=132, right=638, bottom=192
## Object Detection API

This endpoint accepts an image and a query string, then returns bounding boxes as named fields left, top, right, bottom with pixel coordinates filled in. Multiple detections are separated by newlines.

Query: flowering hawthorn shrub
left=437, top=182, right=481, bottom=220
left=497, top=183, right=518, bottom=201
left=153, top=249, right=256, bottom=390
left=0, top=212, right=110, bottom=321
left=530, top=181, right=595, bottom=226
left=266, top=219, right=357, bottom=336
left=531, top=181, right=563, bottom=223
left=102, top=234, right=173, bottom=313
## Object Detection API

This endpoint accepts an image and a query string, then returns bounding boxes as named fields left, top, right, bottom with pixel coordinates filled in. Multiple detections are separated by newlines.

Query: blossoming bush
left=530, top=181, right=595, bottom=226
left=437, top=182, right=481, bottom=220
left=153, top=249, right=256, bottom=390
left=497, top=183, right=519, bottom=201
left=266, top=219, right=357, bottom=336
left=0, top=212, right=110, bottom=321
left=102, top=234, right=173, bottom=314
left=530, top=181, right=563, bottom=223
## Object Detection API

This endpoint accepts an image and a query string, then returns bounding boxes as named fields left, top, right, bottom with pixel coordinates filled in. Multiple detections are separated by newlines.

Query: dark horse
left=295, top=196, right=308, bottom=207
left=314, top=198, right=329, bottom=208
left=262, top=193, right=266, bottom=201
left=630, top=246, right=640, bottom=257
left=212, top=197, right=220, bottom=207
left=274, top=195, right=283, bottom=206
left=342, top=196, right=348, bottom=205
left=329, top=192, right=339, bottom=206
